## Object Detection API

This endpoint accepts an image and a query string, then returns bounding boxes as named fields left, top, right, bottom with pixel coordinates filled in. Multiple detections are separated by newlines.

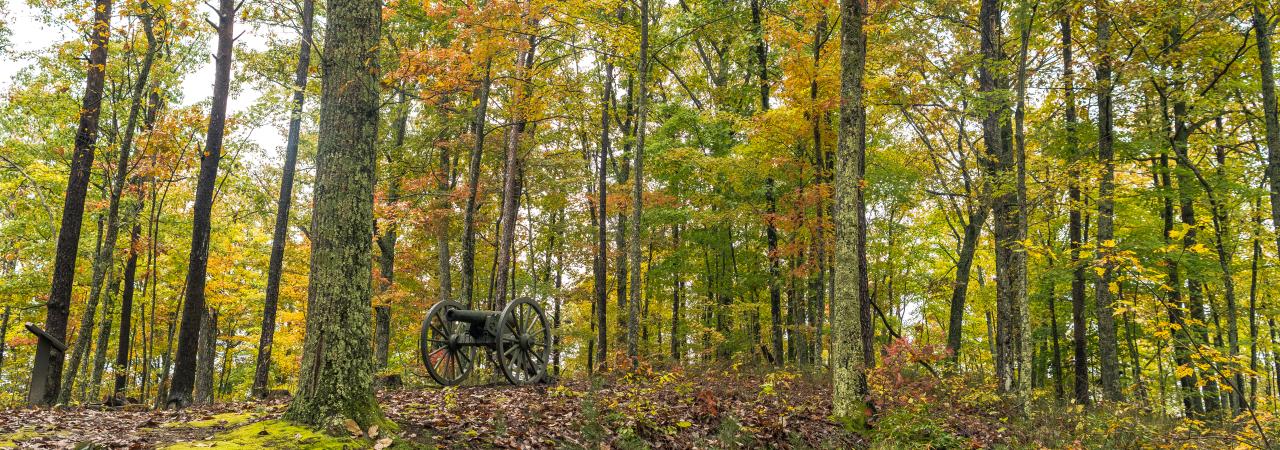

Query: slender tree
left=627, top=0, right=650, bottom=366
left=1255, top=3, right=1280, bottom=263
left=1062, top=9, right=1090, bottom=405
left=37, top=0, right=113, bottom=406
left=1093, top=0, right=1123, bottom=402
left=169, top=0, right=236, bottom=407
left=253, top=0, right=314, bottom=399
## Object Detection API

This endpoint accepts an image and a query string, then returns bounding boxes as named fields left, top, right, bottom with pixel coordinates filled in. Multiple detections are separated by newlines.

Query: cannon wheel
left=419, top=300, right=473, bottom=386
left=496, top=297, right=550, bottom=385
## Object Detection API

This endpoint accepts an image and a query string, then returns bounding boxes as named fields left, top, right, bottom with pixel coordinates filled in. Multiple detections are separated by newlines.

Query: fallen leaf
left=374, top=437, right=393, bottom=449
left=344, top=419, right=363, bottom=437
left=368, top=424, right=379, bottom=438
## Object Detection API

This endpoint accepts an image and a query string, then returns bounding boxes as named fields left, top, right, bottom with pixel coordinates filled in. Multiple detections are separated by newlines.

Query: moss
left=161, top=419, right=360, bottom=450
left=0, top=428, right=44, bottom=447
left=160, top=412, right=257, bottom=429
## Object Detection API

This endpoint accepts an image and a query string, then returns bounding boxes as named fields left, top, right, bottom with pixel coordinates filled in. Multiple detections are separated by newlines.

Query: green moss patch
left=161, top=412, right=258, bottom=429
left=161, top=420, right=359, bottom=449
left=0, top=428, right=45, bottom=447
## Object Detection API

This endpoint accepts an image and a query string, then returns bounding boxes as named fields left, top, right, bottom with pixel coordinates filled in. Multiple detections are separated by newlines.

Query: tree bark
left=87, top=276, right=118, bottom=401
left=1093, top=0, right=1123, bottom=402
left=284, top=0, right=384, bottom=428
left=373, top=92, right=409, bottom=373
left=113, top=222, right=140, bottom=398
left=1060, top=11, right=1091, bottom=406
left=979, top=0, right=1027, bottom=399
left=193, top=308, right=216, bottom=405
left=627, top=0, right=650, bottom=367
left=832, top=0, right=870, bottom=420
left=1156, top=154, right=1202, bottom=416
left=493, top=37, right=536, bottom=308
left=253, top=0, right=313, bottom=399
left=39, top=0, right=113, bottom=406
left=1255, top=2, right=1280, bottom=281
left=753, top=0, right=783, bottom=366
left=169, top=0, right=235, bottom=408
left=460, top=59, right=492, bottom=309
left=595, top=55, right=612, bottom=371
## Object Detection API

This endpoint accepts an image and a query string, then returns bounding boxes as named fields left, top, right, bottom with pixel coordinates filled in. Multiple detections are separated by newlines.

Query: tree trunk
left=754, top=0, right=783, bottom=366
left=284, top=0, right=384, bottom=428
left=193, top=308, right=217, bottom=405
left=253, top=0, right=313, bottom=399
left=1255, top=2, right=1280, bottom=284
left=460, top=59, right=492, bottom=309
left=374, top=306, right=390, bottom=370
left=493, top=38, right=536, bottom=308
left=946, top=207, right=987, bottom=361
left=169, top=0, right=235, bottom=408
left=41, top=0, right=114, bottom=405
left=672, top=224, right=682, bottom=362
left=88, top=276, right=118, bottom=401
left=627, top=0, right=650, bottom=367
left=979, top=0, right=1027, bottom=399
left=113, top=223, right=140, bottom=398
left=1157, top=155, right=1202, bottom=416
left=1093, top=0, right=1123, bottom=402
left=832, top=0, right=870, bottom=420
left=1060, top=11, right=1091, bottom=406
left=595, top=55, right=612, bottom=372
left=373, top=92, right=410, bottom=374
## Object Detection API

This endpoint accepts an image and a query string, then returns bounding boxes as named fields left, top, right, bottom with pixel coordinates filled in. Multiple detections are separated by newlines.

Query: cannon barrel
left=446, top=309, right=497, bottom=325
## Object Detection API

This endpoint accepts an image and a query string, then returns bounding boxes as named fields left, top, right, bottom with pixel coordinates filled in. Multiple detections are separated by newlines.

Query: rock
left=376, top=374, right=403, bottom=389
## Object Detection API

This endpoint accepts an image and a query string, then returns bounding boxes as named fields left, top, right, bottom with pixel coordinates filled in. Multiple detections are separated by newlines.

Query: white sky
left=0, top=1, right=286, bottom=157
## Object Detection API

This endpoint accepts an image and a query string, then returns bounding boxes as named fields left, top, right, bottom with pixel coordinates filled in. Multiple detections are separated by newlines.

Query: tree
left=1061, top=8, right=1089, bottom=405
left=832, top=0, right=870, bottom=421
left=627, top=0, right=651, bottom=367
left=1092, top=0, right=1123, bottom=402
left=284, top=0, right=384, bottom=428
left=978, top=0, right=1028, bottom=399
left=36, top=0, right=114, bottom=406
left=753, top=0, right=783, bottom=366
left=169, top=0, right=236, bottom=408
left=253, top=0, right=314, bottom=399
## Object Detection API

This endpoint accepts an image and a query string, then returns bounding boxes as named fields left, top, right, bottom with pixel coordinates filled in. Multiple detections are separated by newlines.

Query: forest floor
left=0, top=367, right=859, bottom=449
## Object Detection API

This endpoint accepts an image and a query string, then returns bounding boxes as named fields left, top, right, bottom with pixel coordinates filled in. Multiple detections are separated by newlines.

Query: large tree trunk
left=169, top=0, right=235, bottom=408
left=832, top=0, right=870, bottom=420
left=253, top=0, right=313, bottom=399
left=627, top=0, right=650, bottom=366
left=193, top=308, right=217, bottom=405
left=284, top=0, right=383, bottom=428
left=460, top=59, right=492, bottom=309
left=39, top=0, right=113, bottom=406
left=1093, top=0, right=1123, bottom=402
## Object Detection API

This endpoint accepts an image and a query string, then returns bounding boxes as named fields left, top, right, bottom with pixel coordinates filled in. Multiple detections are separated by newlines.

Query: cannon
left=418, top=297, right=550, bottom=386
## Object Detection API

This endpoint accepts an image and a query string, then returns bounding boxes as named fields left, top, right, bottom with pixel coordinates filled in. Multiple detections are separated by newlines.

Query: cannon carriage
left=418, top=297, right=551, bottom=386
